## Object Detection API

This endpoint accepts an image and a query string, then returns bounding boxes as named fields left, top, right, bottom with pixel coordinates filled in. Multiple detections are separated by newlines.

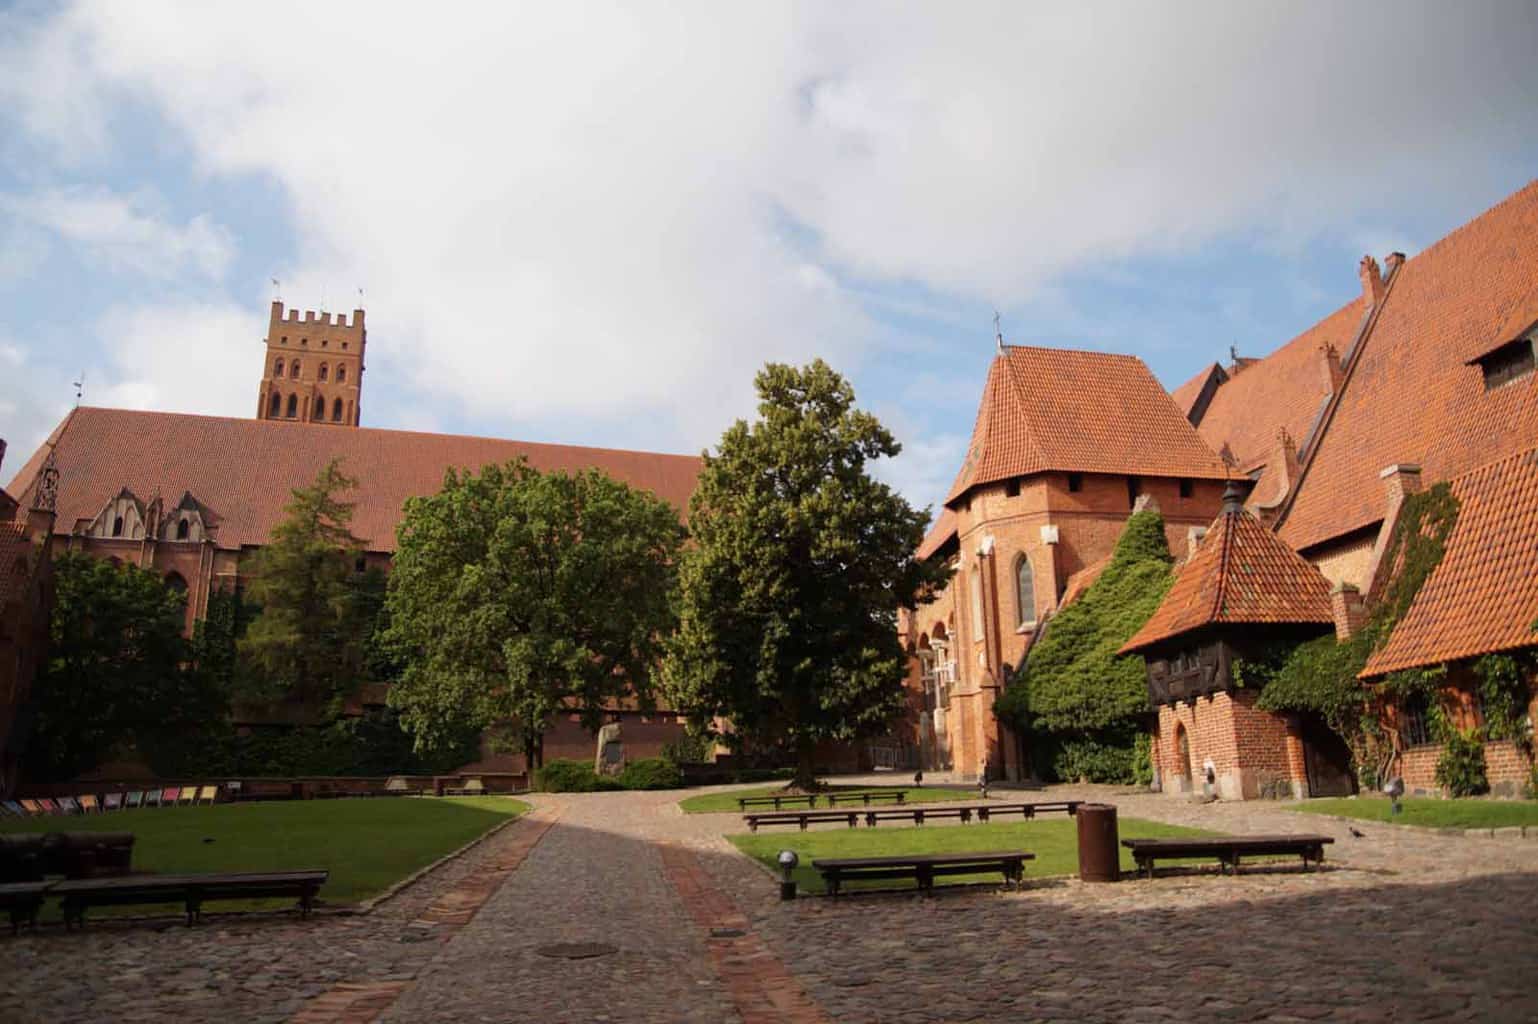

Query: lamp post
left=777, top=849, right=799, bottom=901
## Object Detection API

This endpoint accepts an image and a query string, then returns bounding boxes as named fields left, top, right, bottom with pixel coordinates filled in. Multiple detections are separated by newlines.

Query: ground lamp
left=1383, top=776, right=1405, bottom=817
left=777, top=849, right=799, bottom=901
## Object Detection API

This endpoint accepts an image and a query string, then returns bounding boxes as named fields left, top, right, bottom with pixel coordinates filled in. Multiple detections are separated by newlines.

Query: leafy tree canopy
left=383, top=460, right=684, bottom=770
left=239, top=458, right=371, bottom=706
left=24, top=552, right=224, bottom=781
left=663, top=360, right=950, bottom=788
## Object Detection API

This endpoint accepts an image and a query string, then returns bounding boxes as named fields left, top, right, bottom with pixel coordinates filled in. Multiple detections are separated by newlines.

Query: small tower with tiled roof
left=256, top=301, right=366, bottom=427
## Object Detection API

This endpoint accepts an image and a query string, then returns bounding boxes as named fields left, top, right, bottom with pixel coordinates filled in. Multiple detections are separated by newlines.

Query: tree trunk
left=792, top=739, right=819, bottom=792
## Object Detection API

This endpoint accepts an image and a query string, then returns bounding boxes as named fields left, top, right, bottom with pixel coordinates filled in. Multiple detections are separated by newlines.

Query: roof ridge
left=1208, top=509, right=1236, bottom=623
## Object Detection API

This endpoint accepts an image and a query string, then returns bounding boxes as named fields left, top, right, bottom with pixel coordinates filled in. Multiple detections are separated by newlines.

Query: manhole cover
left=709, top=928, right=745, bottom=938
left=534, top=942, right=619, bottom=960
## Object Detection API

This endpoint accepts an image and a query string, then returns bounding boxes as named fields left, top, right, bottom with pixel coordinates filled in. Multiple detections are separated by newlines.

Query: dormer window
left=176, top=518, right=190, bottom=540
left=1473, top=336, right=1535, bottom=392
left=1067, top=472, right=1083, bottom=493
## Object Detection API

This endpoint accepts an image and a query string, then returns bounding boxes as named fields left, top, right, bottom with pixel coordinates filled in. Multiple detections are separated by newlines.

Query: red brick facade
left=1156, top=691, right=1308, bottom=800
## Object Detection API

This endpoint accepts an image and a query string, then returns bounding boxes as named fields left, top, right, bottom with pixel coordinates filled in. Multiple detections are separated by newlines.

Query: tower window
left=1015, top=555, right=1036, bottom=629
left=280, top=336, right=287, bottom=345
left=342, top=342, right=349, bottom=350
left=337, top=364, right=347, bottom=383
left=1004, top=478, right=1020, bottom=497
left=315, top=396, right=326, bottom=418
left=268, top=392, right=281, bottom=417
left=176, top=518, right=190, bottom=540
left=318, top=363, right=329, bottom=382
left=1127, top=476, right=1142, bottom=508
left=286, top=394, right=298, bottom=418
left=1067, top=473, right=1083, bottom=493
left=273, top=358, right=284, bottom=376
left=321, top=339, right=328, bottom=348
left=290, top=360, right=301, bottom=379
left=1179, top=478, right=1194, bottom=499
left=333, top=397, right=344, bottom=422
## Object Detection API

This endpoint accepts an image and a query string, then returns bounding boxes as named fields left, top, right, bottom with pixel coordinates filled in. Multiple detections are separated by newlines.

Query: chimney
left=1318, top=342, right=1343, bottom=394
left=1359, top=255, right=1385, bottom=309
left=1331, top=581, right=1367, bottom=640
left=1384, top=251, right=1406, bottom=277
left=1276, top=428, right=1300, bottom=482
left=1379, top=463, right=1423, bottom=511
left=1185, top=525, right=1208, bottom=562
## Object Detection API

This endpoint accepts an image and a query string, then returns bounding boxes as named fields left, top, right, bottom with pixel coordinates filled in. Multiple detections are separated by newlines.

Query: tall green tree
left=239, top=458, right=370, bottom=705
left=664, top=360, right=949, bottom=790
left=24, top=552, right=223, bottom=781
left=382, top=460, right=684, bottom=771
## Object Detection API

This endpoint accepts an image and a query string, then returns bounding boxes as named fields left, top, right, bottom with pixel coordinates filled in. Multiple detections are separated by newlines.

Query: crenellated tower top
left=255, top=300, right=367, bottom=427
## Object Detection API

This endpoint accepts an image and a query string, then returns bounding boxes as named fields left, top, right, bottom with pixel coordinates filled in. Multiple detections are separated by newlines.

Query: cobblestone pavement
left=7, top=783, right=1538, bottom=1023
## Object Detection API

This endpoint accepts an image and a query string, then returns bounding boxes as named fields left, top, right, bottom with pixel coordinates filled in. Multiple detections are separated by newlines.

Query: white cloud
left=1, top=188, right=234, bottom=280
left=92, top=302, right=264, bottom=418
left=2, top=1, right=1536, bottom=503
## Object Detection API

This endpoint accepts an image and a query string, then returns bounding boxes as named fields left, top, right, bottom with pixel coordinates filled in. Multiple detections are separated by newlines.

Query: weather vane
left=72, top=370, right=85, bottom=406
left=994, top=311, right=1005, bottom=353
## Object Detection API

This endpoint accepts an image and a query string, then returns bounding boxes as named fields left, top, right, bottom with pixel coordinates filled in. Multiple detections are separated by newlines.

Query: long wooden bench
left=864, top=806, right=973, bottom=827
left=812, top=851, right=1034, bottom=897
left=738, top=793, right=817, bottom=811
left=0, top=882, right=51, bottom=934
left=743, top=810, right=861, bottom=832
left=974, top=800, right=1082, bottom=822
left=823, top=790, right=907, bottom=807
left=52, top=869, right=329, bottom=928
left=1122, top=835, right=1334, bottom=879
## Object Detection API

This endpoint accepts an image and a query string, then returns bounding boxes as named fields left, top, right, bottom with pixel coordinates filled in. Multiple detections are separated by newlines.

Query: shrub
left=1132, top=731, right=1154, bottom=788
left=1039, top=734, right=1137, bottom=784
left=660, top=730, right=715, bottom=765
left=617, top=757, right=684, bottom=790
left=534, top=759, right=619, bottom=792
left=1435, top=729, right=1489, bottom=797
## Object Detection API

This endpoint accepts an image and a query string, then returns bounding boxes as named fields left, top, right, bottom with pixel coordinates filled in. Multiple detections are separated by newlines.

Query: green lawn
left=1, top=796, right=527, bottom=915
left=730, top=817, right=1210, bottom=893
left=679, top=784, right=980, bottom=814
left=1291, top=796, right=1538, bottom=829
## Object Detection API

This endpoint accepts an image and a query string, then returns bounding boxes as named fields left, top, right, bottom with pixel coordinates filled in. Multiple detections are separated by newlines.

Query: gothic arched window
left=318, top=363, right=329, bottom=382
left=1015, top=555, right=1036, bottom=629
left=176, top=518, right=190, bottom=540
left=112, top=515, right=124, bottom=537
left=164, top=572, right=187, bottom=594
left=268, top=392, right=281, bottom=417
left=315, top=396, right=326, bottom=418
left=274, top=358, right=284, bottom=377
left=336, top=364, right=346, bottom=383
left=290, top=360, right=301, bottom=379
left=286, top=393, right=298, bottom=418
left=332, top=397, right=343, bottom=422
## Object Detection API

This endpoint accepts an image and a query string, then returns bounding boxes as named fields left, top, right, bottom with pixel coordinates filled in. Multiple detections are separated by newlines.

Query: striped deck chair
left=57, top=796, right=81, bottom=814
left=160, top=787, right=180, bottom=806
left=178, top=787, right=197, bottom=806
left=125, top=790, right=145, bottom=809
left=196, top=785, right=218, bottom=806
left=19, top=799, right=44, bottom=815
left=77, top=794, right=99, bottom=813
left=39, top=798, right=61, bottom=814
left=103, top=793, right=124, bottom=812
left=1, top=800, right=24, bottom=816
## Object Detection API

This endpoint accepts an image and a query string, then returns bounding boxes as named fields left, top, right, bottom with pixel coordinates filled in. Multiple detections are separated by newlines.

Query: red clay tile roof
left=6, top=408, right=702, bottom=553
left=1361, top=446, right=1538, bottom=676
left=945, top=346, right=1229, bottom=506
left=1170, top=363, right=1222, bottom=420
left=1280, top=180, right=1538, bottom=551
left=1120, top=499, right=1333, bottom=654
left=916, top=508, right=958, bottom=561
left=1190, top=299, right=1365, bottom=473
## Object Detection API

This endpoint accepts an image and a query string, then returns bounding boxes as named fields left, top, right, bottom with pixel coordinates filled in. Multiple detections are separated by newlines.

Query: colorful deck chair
left=160, top=787, right=181, bottom=806
left=138, top=789, right=158, bottom=808
left=125, top=790, right=145, bottom=809
left=77, top=794, right=99, bottom=813
left=196, top=785, right=218, bottom=806
left=103, top=793, right=123, bottom=811
left=19, top=799, right=43, bottom=815
left=0, top=800, right=23, bottom=816
left=56, top=796, right=81, bottom=814
left=38, top=798, right=60, bottom=814
left=177, top=787, right=196, bottom=806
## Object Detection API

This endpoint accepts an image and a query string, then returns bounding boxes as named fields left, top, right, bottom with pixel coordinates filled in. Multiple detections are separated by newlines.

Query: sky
left=2, top=2, right=1537, bottom=516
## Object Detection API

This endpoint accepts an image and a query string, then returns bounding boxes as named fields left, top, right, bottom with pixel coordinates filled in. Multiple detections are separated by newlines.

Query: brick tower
left=255, top=301, right=366, bottom=427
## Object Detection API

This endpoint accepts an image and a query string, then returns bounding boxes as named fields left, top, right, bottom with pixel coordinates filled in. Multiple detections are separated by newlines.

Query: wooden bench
left=742, top=810, right=860, bottom=832
left=738, top=793, right=817, bottom=811
left=0, top=882, right=51, bottom=933
left=812, top=851, right=1034, bottom=897
left=1122, top=835, right=1334, bottom=879
left=974, top=800, right=1082, bottom=822
left=52, top=869, right=330, bottom=928
left=864, top=806, right=974, bottom=827
left=824, top=790, right=907, bottom=807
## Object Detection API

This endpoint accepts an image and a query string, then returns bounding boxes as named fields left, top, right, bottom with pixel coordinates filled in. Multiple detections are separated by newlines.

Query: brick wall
left=1156, top=690, right=1304, bottom=800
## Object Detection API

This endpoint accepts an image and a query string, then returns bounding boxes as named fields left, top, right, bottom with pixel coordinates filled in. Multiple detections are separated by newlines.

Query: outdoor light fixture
left=1383, top=776, right=1405, bottom=816
left=777, top=849, right=799, bottom=901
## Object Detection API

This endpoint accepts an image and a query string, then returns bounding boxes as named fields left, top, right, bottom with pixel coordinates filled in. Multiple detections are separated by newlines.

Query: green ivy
left=1473, top=652, right=1535, bottom=746
left=1434, top=728, right=1489, bottom=797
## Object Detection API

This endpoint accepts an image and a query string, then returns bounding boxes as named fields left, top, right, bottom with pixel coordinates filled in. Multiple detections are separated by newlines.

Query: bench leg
left=977, top=808, right=989, bottom=823
left=799, top=819, right=808, bottom=831
left=916, top=865, right=933, bottom=896
left=961, top=810, right=972, bottom=824
left=847, top=814, right=857, bottom=828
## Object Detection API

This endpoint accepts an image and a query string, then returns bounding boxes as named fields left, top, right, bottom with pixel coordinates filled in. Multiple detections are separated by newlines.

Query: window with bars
left=1401, top=694, right=1434, bottom=747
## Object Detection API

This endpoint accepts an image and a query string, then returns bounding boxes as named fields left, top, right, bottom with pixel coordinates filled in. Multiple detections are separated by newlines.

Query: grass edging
left=354, top=799, right=531, bottom=913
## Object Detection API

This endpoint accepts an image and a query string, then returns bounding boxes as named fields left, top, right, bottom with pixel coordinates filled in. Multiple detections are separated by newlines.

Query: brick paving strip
left=659, top=842, right=832, bottom=1024
left=289, top=807, right=560, bottom=1024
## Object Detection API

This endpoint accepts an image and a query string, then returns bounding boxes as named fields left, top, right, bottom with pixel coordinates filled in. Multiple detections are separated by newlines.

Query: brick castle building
left=908, top=179, right=1538, bottom=795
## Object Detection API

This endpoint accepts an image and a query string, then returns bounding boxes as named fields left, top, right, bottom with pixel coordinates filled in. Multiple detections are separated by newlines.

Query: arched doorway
left=1175, top=721, right=1193, bottom=784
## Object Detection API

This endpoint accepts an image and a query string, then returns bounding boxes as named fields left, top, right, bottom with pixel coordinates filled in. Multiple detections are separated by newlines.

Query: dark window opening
left=1067, top=472, right=1083, bottom=493
left=1476, top=337, right=1535, bottom=391
left=355, top=557, right=367, bottom=573
left=290, top=360, right=301, bottom=378
left=315, top=396, right=326, bottom=418
left=333, top=397, right=344, bottom=422
left=111, top=515, right=124, bottom=537
left=1401, top=694, right=1433, bottom=747
left=286, top=394, right=298, bottom=418
left=273, top=358, right=284, bottom=376
left=1004, top=478, right=1020, bottom=498
left=1179, top=478, right=1194, bottom=499
left=318, top=363, right=329, bottom=382
left=268, top=392, right=281, bottom=417
left=1126, top=476, right=1142, bottom=508
left=176, top=518, right=190, bottom=540
left=337, top=364, right=347, bottom=383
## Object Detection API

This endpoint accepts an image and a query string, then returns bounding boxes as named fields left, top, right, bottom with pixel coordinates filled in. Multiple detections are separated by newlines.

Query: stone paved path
left=6, top=783, right=1538, bottom=1022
